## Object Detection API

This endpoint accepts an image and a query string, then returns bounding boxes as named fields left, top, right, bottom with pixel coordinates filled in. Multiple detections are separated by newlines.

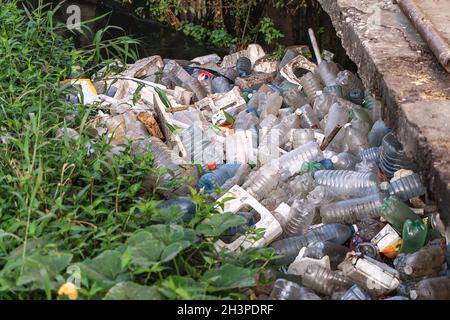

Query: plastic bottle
left=343, top=123, right=369, bottom=154
left=197, top=163, right=242, bottom=193
left=259, top=92, right=283, bottom=119
left=341, top=284, right=371, bottom=300
left=324, top=103, right=349, bottom=136
left=284, top=199, right=316, bottom=237
left=336, top=70, right=364, bottom=99
left=236, top=57, right=252, bottom=77
left=356, top=219, right=386, bottom=242
left=380, top=196, right=420, bottom=233
left=379, top=133, right=416, bottom=178
left=355, top=159, right=379, bottom=175
left=314, top=170, right=379, bottom=197
left=298, top=104, right=319, bottom=129
left=299, top=72, right=323, bottom=102
left=270, top=279, right=321, bottom=300
left=146, top=137, right=185, bottom=174
left=323, top=85, right=343, bottom=98
left=242, top=163, right=280, bottom=201
left=357, top=147, right=381, bottom=163
left=277, top=141, right=323, bottom=176
left=318, top=61, right=339, bottom=87
left=211, top=76, right=233, bottom=93
left=283, top=88, right=309, bottom=110
left=220, top=212, right=256, bottom=243
left=410, top=276, right=450, bottom=300
left=313, top=93, right=339, bottom=119
left=270, top=224, right=355, bottom=265
left=288, top=173, right=317, bottom=198
left=388, top=173, right=426, bottom=201
left=307, top=186, right=337, bottom=205
left=400, top=219, right=428, bottom=254
left=258, top=114, right=279, bottom=134
left=349, top=89, right=365, bottom=105
left=164, top=60, right=207, bottom=101
left=301, top=263, right=353, bottom=296
left=304, top=241, right=350, bottom=270
left=157, top=197, right=196, bottom=222
left=394, top=239, right=447, bottom=279
left=331, top=152, right=358, bottom=170
left=356, top=242, right=381, bottom=260
left=320, top=193, right=385, bottom=224
left=291, top=129, right=315, bottom=148
left=368, top=120, right=389, bottom=147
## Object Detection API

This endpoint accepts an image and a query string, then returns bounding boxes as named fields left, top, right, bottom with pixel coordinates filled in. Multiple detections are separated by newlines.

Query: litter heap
left=64, top=43, right=450, bottom=300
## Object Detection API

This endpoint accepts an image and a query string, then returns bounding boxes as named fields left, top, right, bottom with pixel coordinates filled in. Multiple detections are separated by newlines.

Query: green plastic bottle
left=351, top=106, right=373, bottom=127
left=380, top=196, right=420, bottom=233
left=400, top=219, right=428, bottom=254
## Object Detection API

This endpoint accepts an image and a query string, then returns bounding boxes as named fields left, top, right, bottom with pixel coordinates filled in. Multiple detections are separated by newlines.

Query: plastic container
left=410, top=276, right=450, bottom=300
left=357, top=147, right=381, bottom=164
left=299, top=72, right=323, bottom=102
left=341, top=284, right=371, bottom=300
left=331, top=152, right=358, bottom=170
left=304, top=241, right=350, bottom=270
left=318, top=61, right=339, bottom=87
left=319, top=193, right=385, bottom=224
left=270, top=224, right=355, bottom=265
left=277, top=141, right=323, bottom=176
left=301, top=263, right=353, bottom=296
left=270, top=279, right=321, bottom=300
left=284, top=199, right=316, bottom=237
left=324, top=103, right=349, bottom=136
left=388, top=173, right=426, bottom=201
left=368, top=120, right=389, bottom=147
left=314, top=170, right=379, bottom=197
left=197, top=163, right=242, bottom=193
left=399, top=219, right=428, bottom=254
left=298, top=104, right=320, bottom=129
left=380, top=196, right=420, bottom=233
left=236, top=57, right=252, bottom=77
left=394, top=239, right=447, bottom=279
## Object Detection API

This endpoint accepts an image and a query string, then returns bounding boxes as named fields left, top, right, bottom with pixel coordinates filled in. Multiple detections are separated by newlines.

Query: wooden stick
left=320, top=124, right=343, bottom=151
left=308, top=28, right=322, bottom=65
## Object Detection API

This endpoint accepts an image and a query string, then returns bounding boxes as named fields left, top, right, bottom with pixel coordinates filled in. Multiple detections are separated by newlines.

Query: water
left=45, top=0, right=224, bottom=60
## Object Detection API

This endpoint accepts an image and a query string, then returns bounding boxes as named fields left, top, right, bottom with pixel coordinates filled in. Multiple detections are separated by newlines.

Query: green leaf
left=159, top=276, right=207, bottom=300
left=196, top=213, right=246, bottom=237
left=202, top=264, right=256, bottom=292
left=223, top=111, right=235, bottom=125
left=77, top=250, right=129, bottom=289
left=103, top=282, right=162, bottom=300
left=154, top=86, right=171, bottom=109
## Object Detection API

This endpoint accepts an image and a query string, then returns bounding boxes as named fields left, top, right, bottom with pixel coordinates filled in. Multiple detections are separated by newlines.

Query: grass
left=0, top=0, right=275, bottom=300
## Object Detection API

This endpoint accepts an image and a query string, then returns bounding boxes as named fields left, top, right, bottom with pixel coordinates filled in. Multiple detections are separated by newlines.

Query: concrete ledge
left=316, top=0, right=450, bottom=224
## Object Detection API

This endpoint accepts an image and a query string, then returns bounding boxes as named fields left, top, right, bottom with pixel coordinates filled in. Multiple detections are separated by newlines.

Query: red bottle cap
left=207, top=162, right=217, bottom=170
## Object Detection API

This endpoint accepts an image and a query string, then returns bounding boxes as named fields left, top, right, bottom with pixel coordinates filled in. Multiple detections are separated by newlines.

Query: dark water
left=44, top=0, right=225, bottom=60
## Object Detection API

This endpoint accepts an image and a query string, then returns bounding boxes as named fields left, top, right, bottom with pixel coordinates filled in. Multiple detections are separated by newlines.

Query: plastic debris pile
left=63, top=43, right=450, bottom=301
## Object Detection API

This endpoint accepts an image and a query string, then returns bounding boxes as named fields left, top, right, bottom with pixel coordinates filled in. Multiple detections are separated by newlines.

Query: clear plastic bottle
left=318, top=61, right=339, bottom=87
left=277, top=141, right=323, bottom=176
left=258, top=114, right=279, bottom=132
left=357, top=147, right=381, bottom=164
left=320, top=193, right=385, bottom=224
left=348, top=89, right=365, bottom=105
left=314, top=170, right=379, bottom=197
left=145, top=137, right=185, bottom=174
left=242, top=163, right=280, bottom=201
left=236, top=57, right=252, bottom=77
left=302, top=263, right=353, bottom=296
left=270, top=279, right=321, bottom=300
left=410, top=276, right=450, bottom=300
left=313, top=93, right=339, bottom=119
left=394, top=239, right=447, bottom=279
left=380, top=196, right=420, bottom=233
left=379, top=133, right=417, bottom=178
left=323, top=85, right=343, bottom=98
left=298, top=104, right=320, bottom=129
left=288, top=173, right=317, bottom=198
left=324, top=103, right=349, bottom=136
left=304, top=241, right=350, bottom=270
left=307, top=186, right=337, bottom=206
left=331, top=152, right=358, bottom=170
left=157, top=197, right=196, bottom=222
left=341, top=284, right=371, bottom=300
left=343, top=123, right=369, bottom=154
left=388, top=173, right=426, bottom=201
left=283, top=88, right=309, bottom=110
left=355, top=159, right=379, bottom=175
left=299, top=72, right=323, bottom=102
left=284, top=199, right=316, bottom=237
left=211, top=76, right=233, bottom=93
left=164, top=60, right=207, bottom=101
left=291, top=129, right=315, bottom=150
left=270, top=224, right=355, bottom=265
left=336, top=70, right=364, bottom=99
left=197, top=163, right=242, bottom=193
left=368, top=120, right=389, bottom=147
left=259, top=92, right=283, bottom=119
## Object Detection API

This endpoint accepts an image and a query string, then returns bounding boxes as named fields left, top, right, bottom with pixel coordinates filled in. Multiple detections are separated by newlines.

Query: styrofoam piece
left=279, top=55, right=317, bottom=87
left=215, top=185, right=282, bottom=251
left=247, top=44, right=266, bottom=67
left=62, top=79, right=100, bottom=105
left=253, top=55, right=280, bottom=74
left=195, top=87, right=246, bottom=114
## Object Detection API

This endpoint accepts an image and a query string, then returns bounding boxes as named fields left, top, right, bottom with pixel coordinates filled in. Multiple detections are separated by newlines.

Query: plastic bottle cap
left=351, top=224, right=359, bottom=234
left=410, top=290, right=418, bottom=300
left=207, top=162, right=217, bottom=170
left=403, top=265, right=413, bottom=275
